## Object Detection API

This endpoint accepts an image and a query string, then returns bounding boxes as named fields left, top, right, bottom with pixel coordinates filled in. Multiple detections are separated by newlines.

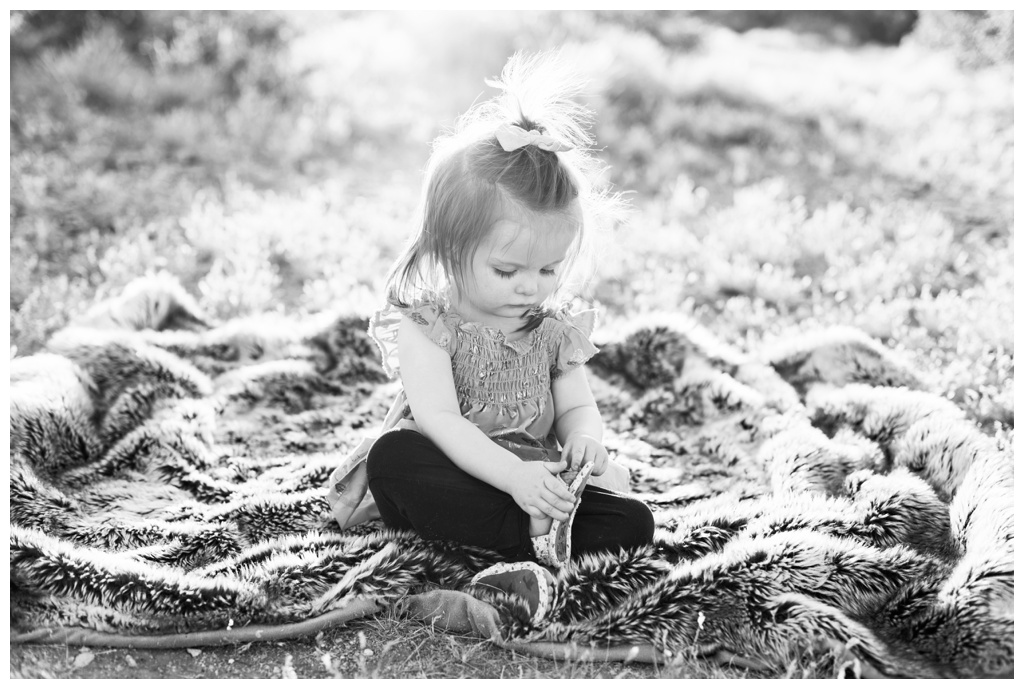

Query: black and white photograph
left=8, top=10, right=1014, bottom=680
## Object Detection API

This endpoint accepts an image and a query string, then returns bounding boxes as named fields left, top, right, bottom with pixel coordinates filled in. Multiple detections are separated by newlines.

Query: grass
left=8, top=9, right=1014, bottom=679
left=11, top=604, right=857, bottom=679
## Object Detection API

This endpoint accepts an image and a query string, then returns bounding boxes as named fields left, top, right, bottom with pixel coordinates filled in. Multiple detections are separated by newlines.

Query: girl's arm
left=552, top=365, right=609, bottom=475
left=397, top=316, right=577, bottom=521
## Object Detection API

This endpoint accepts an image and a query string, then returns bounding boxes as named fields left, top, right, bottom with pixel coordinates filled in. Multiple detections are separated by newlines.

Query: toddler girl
left=327, top=53, right=654, bottom=621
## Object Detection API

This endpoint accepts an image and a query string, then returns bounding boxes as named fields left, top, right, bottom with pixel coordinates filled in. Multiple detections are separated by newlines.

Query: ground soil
left=10, top=616, right=683, bottom=679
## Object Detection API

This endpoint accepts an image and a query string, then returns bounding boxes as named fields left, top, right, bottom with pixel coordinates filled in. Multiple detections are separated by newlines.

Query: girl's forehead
left=482, top=211, right=580, bottom=264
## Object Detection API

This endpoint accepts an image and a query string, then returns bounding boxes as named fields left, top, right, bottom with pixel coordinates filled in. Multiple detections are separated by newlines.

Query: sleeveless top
left=369, top=299, right=599, bottom=451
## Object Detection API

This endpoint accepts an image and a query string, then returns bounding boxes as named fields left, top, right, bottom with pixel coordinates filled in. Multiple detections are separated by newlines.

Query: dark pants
left=366, top=428, right=655, bottom=561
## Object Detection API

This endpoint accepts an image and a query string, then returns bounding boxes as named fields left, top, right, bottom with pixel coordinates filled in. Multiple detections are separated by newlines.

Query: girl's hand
left=507, top=460, right=578, bottom=522
left=562, top=432, right=608, bottom=476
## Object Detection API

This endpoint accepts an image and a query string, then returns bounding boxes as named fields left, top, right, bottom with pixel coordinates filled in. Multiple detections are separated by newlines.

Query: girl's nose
left=516, top=276, right=537, bottom=296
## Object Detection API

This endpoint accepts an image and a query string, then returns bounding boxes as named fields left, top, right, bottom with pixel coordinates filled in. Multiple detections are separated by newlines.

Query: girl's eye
left=493, top=268, right=556, bottom=279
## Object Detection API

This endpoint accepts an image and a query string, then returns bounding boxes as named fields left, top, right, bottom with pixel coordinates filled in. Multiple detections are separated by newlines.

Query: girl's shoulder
left=369, top=297, right=458, bottom=378
left=534, top=304, right=597, bottom=342
left=543, top=306, right=600, bottom=378
left=544, top=306, right=597, bottom=340
left=368, top=298, right=599, bottom=378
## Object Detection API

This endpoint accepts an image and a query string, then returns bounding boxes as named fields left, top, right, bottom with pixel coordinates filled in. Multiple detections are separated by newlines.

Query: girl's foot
left=469, top=561, right=556, bottom=627
left=531, top=460, right=595, bottom=567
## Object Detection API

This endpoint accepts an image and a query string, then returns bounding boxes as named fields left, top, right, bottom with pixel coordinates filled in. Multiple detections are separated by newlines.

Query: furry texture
left=9, top=278, right=1013, bottom=678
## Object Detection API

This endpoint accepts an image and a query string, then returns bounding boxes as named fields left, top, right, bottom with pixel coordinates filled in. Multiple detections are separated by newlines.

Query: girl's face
left=453, top=206, right=581, bottom=333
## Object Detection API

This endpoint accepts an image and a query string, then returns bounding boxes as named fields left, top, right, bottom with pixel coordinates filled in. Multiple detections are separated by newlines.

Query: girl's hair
left=385, top=51, right=620, bottom=326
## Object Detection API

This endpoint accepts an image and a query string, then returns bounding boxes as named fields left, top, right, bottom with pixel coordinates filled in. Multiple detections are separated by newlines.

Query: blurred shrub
left=9, top=9, right=329, bottom=354
left=594, top=174, right=1013, bottom=431
left=574, top=32, right=833, bottom=202
left=587, top=11, right=919, bottom=47
left=910, top=10, right=1013, bottom=68
left=10, top=16, right=313, bottom=239
left=9, top=10, right=1014, bottom=437
left=11, top=10, right=295, bottom=95
left=175, top=180, right=409, bottom=320
left=692, top=10, right=918, bottom=45
left=10, top=274, right=94, bottom=356
left=10, top=10, right=301, bottom=149
left=288, top=11, right=538, bottom=161
left=589, top=11, right=705, bottom=51
left=10, top=10, right=174, bottom=60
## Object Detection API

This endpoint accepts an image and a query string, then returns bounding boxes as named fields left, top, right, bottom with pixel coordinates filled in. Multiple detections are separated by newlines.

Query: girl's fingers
left=544, top=459, right=568, bottom=475
left=524, top=505, right=547, bottom=520
left=534, top=494, right=568, bottom=521
left=543, top=486, right=576, bottom=513
left=547, top=506, right=570, bottom=522
left=549, top=493, right=576, bottom=513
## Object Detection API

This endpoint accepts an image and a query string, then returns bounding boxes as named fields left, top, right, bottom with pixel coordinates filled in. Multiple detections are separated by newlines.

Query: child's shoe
left=469, top=560, right=556, bottom=627
left=531, top=460, right=594, bottom=567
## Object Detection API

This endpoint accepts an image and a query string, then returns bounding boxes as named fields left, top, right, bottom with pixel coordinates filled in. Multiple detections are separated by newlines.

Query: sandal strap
left=470, top=561, right=555, bottom=626
left=538, top=460, right=596, bottom=567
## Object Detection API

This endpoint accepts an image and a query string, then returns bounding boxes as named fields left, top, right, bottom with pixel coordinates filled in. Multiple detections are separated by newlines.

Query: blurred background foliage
left=9, top=10, right=1013, bottom=438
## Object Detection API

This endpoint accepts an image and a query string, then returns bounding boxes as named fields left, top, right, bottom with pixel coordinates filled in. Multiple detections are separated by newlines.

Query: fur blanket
left=9, top=276, right=1013, bottom=678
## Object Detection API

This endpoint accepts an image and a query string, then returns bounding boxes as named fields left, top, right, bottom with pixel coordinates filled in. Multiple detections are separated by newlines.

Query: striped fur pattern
left=8, top=279, right=1012, bottom=677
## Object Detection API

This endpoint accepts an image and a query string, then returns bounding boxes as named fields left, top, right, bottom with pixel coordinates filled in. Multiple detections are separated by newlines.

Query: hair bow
left=495, top=123, right=573, bottom=153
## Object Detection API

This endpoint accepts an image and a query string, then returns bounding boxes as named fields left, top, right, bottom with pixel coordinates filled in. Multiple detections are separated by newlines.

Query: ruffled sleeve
left=369, top=302, right=457, bottom=379
left=549, top=308, right=600, bottom=380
